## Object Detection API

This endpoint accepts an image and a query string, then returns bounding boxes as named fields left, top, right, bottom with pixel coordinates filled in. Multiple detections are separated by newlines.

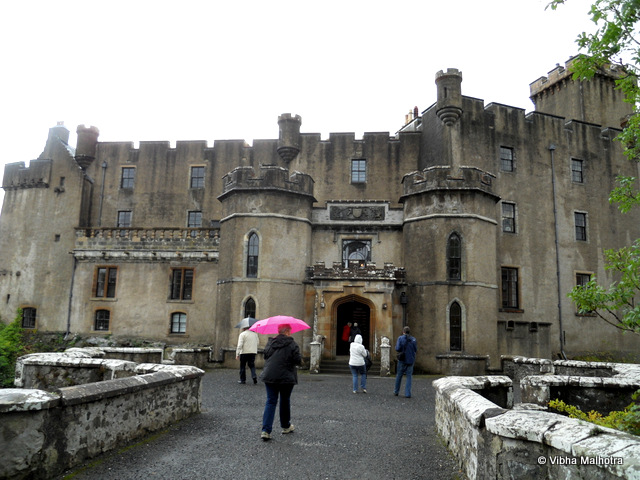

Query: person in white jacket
left=236, top=327, right=259, bottom=384
left=348, top=334, right=368, bottom=393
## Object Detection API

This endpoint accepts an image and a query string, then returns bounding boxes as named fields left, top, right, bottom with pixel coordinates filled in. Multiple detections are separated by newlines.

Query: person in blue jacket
left=394, top=326, right=418, bottom=398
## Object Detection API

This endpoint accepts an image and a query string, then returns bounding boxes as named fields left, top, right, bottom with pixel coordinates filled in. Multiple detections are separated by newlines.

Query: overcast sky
left=1, top=0, right=595, bottom=183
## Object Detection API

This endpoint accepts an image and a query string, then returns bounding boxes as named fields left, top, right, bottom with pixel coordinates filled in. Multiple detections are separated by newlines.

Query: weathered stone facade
left=1, top=57, right=640, bottom=373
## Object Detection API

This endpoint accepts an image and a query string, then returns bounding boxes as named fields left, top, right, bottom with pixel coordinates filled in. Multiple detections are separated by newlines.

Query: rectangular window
left=351, top=159, right=367, bottom=184
left=94, top=309, right=110, bottom=331
left=121, top=167, right=136, bottom=188
left=576, top=272, right=591, bottom=287
left=190, top=166, right=205, bottom=188
left=170, top=268, right=194, bottom=300
left=22, top=307, right=37, bottom=329
left=575, top=212, right=587, bottom=241
left=188, top=211, right=202, bottom=228
left=117, top=211, right=132, bottom=228
left=95, top=267, right=117, bottom=298
left=500, top=147, right=514, bottom=172
left=171, top=312, right=187, bottom=334
left=501, top=202, right=516, bottom=233
left=501, top=267, right=519, bottom=309
left=571, top=159, right=584, bottom=183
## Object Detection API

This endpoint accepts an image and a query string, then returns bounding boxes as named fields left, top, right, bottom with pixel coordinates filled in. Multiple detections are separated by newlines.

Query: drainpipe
left=65, top=255, right=78, bottom=340
left=400, top=291, right=408, bottom=328
left=549, top=144, right=567, bottom=360
left=97, top=161, right=107, bottom=226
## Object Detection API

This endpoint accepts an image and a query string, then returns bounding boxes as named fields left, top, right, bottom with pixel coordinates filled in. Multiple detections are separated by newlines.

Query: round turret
left=75, top=125, right=100, bottom=170
left=435, top=69, right=463, bottom=126
left=277, top=114, right=301, bottom=163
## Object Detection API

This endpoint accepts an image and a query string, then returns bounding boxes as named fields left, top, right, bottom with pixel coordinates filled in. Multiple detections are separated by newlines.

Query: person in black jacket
left=259, top=324, right=302, bottom=441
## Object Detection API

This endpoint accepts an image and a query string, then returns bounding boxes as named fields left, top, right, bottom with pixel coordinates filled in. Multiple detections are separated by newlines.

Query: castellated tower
left=435, top=68, right=463, bottom=126
left=215, top=118, right=315, bottom=356
left=277, top=113, right=301, bottom=164
left=75, top=125, right=100, bottom=170
left=530, top=57, right=633, bottom=128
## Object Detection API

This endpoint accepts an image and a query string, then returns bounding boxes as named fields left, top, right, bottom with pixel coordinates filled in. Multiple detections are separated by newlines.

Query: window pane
left=183, top=269, right=193, bottom=300
left=171, top=313, right=187, bottom=333
left=450, top=302, right=462, bottom=351
left=96, top=267, right=106, bottom=297
left=351, top=159, right=367, bottom=183
left=171, top=269, right=183, bottom=299
left=106, top=268, right=117, bottom=298
left=95, top=310, right=110, bottom=331
left=191, top=166, right=205, bottom=188
left=575, top=213, right=587, bottom=241
left=188, top=211, right=202, bottom=228
left=500, top=147, right=514, bottom=172
left=121, top=167, right=135, bottom=188
left=117, top=211, right=131, bottom=228
left=571, top=159, right=584, bottom=183
left=22, top=308, right=36, bottom=329
left=502, top=203, right=515, bottom=233
left=501, top=267, right=519, bottom=308
left=447, top=234, right=461, bottom=281
left=245, top=298, right=256, bottom=318
left=247, top=233, right=259, bottom=277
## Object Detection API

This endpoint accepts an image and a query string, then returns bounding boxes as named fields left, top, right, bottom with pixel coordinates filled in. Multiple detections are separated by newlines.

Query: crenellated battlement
left=529, top=56, right=625, bottom=97
left=2, top=160, right=52, bottom=190
left=218, top=164, right=315, bottom=200
left=400, top=165, right=497, bottom=200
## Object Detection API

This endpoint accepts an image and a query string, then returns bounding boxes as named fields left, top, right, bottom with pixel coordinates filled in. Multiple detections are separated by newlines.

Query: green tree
left=550, top=0, right=640, bottom=333
left=0, top=310, right=25, bottom=387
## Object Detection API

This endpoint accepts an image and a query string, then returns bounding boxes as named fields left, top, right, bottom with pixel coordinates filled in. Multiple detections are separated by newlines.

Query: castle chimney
left=435, top=69, right=463, bottom=126
left=48, top=121, right=70, bottom=145
left=75, top=125, right=100, bottom=170
left=277, top=114, right=301, bottom=164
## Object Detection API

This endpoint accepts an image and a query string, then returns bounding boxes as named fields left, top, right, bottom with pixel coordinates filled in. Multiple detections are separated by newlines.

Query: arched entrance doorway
left=336, top=298, right=370, bottom=356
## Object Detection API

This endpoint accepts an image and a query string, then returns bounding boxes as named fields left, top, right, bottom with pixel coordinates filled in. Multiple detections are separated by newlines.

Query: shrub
left=549, top=392, right=640, bottom=436
left=0, top=310, right=26, bottom=387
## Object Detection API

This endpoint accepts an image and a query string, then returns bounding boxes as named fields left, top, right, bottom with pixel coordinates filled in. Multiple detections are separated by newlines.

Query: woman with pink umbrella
left=250, top=316, right=309, bottom=441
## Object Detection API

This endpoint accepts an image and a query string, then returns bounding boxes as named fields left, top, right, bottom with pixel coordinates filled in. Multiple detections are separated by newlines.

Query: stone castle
left=2, top=57, right=639, bottom=374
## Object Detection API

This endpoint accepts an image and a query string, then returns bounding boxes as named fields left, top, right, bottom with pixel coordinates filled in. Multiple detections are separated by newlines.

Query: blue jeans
left=349, top=364, right=367, bottom=391
left=394, top=361, right=414, bottom=397
left=262, top=383, right=294, bottom=434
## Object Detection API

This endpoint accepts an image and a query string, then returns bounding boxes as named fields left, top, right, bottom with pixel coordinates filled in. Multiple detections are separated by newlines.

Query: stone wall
left=434, top=358, right=640, bottom=479
left=0, top=351, right=204, bottom=480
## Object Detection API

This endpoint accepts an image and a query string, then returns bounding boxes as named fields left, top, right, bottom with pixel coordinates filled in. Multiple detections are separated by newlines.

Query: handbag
left=364, top=350, right=372, bottom=371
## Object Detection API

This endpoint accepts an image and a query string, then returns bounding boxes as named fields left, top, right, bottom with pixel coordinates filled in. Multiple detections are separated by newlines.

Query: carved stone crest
left=330, top=206, right=385, bottom=221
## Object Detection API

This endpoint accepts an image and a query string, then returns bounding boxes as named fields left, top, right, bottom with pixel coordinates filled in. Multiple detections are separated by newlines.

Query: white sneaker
left=282, top=424, right=295, bottom=434
left=261, top=431, right=271, bottom=441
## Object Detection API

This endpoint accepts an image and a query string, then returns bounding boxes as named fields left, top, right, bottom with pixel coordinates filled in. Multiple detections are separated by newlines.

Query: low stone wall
left=434, top=360, right=640, bottom=479
left=1, top=352, right=204, bottom=480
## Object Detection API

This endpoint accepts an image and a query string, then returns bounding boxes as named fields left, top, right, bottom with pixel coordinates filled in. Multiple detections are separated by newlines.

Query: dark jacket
left=395, top=334, right=418, bottom=365
left=260, top=334, right=302, bottom=384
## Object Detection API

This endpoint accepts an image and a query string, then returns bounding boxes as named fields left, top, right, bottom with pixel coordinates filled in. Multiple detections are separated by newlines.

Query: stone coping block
left=0, top=389, right=60, bottom=413
left=433, top=376, right=511, bottom=427
left=59, top=368, right=203, bottom=406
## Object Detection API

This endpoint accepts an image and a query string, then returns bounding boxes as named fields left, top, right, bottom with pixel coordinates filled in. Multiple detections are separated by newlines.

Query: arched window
left=171, top=312, right=187, bottom=334
left=447, top=233, right=461, bottom=281
left=449, top=302, right=462, bottom=351
left=342, top=240, right=371, bottom=267
left=247, top=233, right=259, bottom=277
left=244, top=297, right=256, bottom=319
left=95, top=309, right=110, bottom=331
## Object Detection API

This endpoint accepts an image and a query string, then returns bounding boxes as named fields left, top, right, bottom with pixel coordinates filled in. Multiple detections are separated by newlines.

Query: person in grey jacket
left=259, top=324, right=302, bottom=441
left=349, top=334, right=368, bottom=393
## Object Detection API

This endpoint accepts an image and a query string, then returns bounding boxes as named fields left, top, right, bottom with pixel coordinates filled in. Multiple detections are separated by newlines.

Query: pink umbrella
left=249, top=315, right=311, bottom=335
